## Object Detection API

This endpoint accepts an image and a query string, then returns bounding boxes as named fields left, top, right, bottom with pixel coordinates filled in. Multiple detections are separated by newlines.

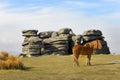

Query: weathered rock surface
left=21, top=28, right=110, bottom=57
left=82, top=29, right=110, bottom=54
left=21, top=30, right=42, bottom=57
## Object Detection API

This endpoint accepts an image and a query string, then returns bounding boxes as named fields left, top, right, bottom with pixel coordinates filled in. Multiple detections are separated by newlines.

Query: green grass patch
left=0, top=54, right=120, bottom=80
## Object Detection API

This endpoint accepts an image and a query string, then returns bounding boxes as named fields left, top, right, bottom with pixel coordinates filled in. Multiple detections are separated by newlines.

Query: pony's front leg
left=73, top=55, right=80, bottom=67
left=73, top=58, right=79, bottom=67
left=86, top=54, right=91, bottom=66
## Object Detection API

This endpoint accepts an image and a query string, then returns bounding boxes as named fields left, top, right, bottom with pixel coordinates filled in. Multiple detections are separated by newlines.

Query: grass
left=0, top=51, right=25, bottom=70
left=0, top=54, right=120, bottom=80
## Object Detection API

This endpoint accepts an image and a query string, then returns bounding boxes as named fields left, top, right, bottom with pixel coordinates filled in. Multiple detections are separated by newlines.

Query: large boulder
left=41, top=37, right=69, bottom=55
left=58, top=28, right=72, bottom=34
left=22, top=30, right=38, bottom=37
left=39, top=31, right=57, bottom=39
left=81, top=29, right=110, bottom=54
left=82, top=29, right=104, bottom=42
left=21, top=30, right=43, bottom=57
left=82, top=29, right=102, bottom=36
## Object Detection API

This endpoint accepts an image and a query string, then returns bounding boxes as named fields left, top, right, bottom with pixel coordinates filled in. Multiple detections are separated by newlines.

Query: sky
left=0, top=0, right=120, bottom=54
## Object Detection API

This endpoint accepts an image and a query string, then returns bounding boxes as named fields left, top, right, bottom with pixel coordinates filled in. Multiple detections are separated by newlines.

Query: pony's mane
left=83, top=39, right=102, bottom=49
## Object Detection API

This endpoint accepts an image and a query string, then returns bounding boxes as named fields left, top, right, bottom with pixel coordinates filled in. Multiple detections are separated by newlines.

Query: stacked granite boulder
left=39, top=31, right=58, bottom=39
left=58, top=28, right=75, bottom=38
left=82, top=29, right=110, bottom=54
left=21, top=28, right=111, bottom=57
left=42, top=37, right=69, bottom=55
left=58, top=28, right=75, bottom=54
left=21, top=30, right=42, bottom=57
left=39, top=28, right=75, bottom=55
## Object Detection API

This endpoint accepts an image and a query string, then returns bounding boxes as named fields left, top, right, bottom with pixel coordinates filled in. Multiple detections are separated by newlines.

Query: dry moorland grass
left=0, top=54, right=120, bottom=80
left=0, top=51, right=25, bottom=70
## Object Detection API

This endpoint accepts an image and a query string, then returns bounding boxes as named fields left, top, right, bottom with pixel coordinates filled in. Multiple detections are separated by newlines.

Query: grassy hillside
left=0, top=54, right=120, bottom=80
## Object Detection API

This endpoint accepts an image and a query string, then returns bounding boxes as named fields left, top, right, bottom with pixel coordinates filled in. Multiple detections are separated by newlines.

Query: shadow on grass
left=92, top=62, right=120, bottom=66
left=21, top=67, right=33, bottom=71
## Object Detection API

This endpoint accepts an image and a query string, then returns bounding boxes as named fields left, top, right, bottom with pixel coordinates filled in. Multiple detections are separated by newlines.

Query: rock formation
left=39, top=28, right=75, bottom=55
left=20, top=28, right=110, bottom=57
left=21, top=30, right=42, bottom=57
left=82, top=29, right=110, bottom=54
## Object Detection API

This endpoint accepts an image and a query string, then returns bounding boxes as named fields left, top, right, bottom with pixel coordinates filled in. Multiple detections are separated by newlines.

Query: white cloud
left=108, top=12, right=120, bottom=19
left=0, top=2, right=9, bottom=8
left=64, top=1, right=98, bottom=7
left=104, top=0, right=120, bottom=3
left=0, top=4, right=120, bottom=54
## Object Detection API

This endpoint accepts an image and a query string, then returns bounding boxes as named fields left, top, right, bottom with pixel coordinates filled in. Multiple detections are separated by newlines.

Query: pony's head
left=72, top=35, right=82, bottom=45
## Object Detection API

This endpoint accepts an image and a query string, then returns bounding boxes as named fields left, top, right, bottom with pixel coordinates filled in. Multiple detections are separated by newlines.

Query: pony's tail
left=97, top=40, right=102, bottom=49
left=93, top=39, right=102, bottom=49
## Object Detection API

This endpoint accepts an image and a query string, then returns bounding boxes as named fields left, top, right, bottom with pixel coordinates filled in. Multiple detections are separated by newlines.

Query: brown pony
left=72, top=39, right=102, bottom=66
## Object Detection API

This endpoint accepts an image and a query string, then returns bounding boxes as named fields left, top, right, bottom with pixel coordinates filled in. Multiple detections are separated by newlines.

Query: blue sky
left=0, top=0, right=120, bottom=54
